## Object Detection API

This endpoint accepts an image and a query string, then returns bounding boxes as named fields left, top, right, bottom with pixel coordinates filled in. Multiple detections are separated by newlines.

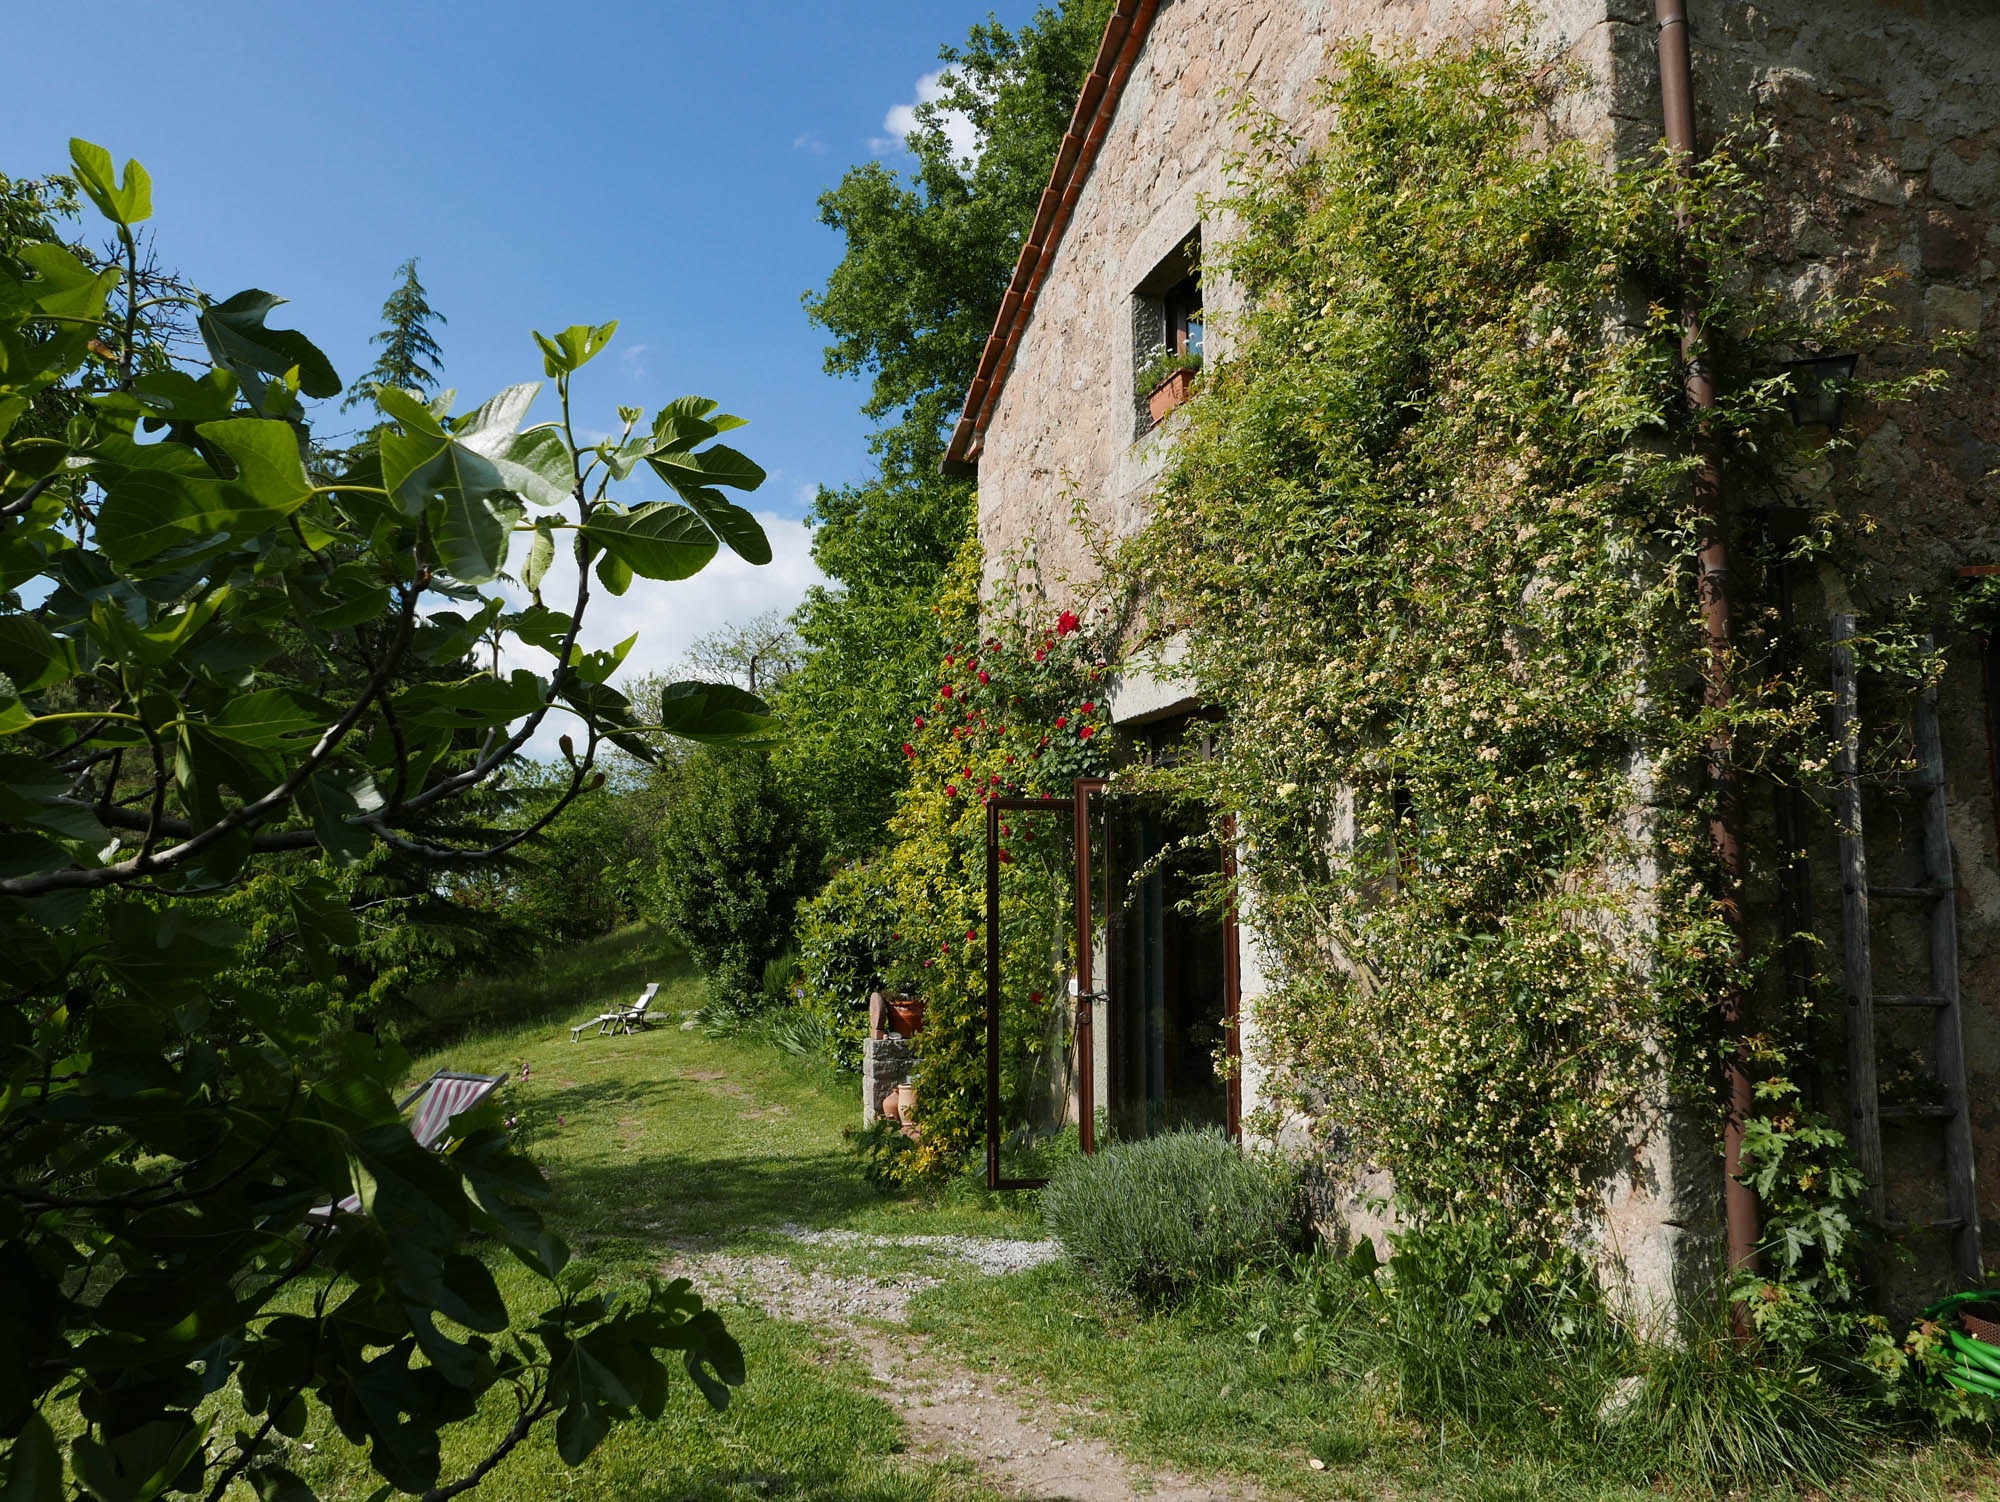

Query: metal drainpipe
left=1655, top=0, right=1763, bottom=1292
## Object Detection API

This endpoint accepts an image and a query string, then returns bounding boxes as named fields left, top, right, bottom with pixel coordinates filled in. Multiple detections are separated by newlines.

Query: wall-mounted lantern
left=1778, top=352, right=1859, bottom=430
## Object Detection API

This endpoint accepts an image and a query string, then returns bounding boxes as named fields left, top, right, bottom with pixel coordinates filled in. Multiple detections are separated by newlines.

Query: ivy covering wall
left=1117, top=34, right=1931, bottom=1285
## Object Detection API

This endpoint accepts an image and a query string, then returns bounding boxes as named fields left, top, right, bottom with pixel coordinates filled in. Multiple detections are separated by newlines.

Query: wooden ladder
left=1830, top=614, right=1983, bottom=1286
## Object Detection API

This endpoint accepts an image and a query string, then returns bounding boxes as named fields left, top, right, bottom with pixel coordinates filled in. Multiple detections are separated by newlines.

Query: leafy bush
left=795, top=860, right=898, bottom=1069
left=1337, top=1219, right=1626, bottom=1443
left=1043, top=1130, right=1301, bottom=1303
left=648, top=748, right=821, bottom=1017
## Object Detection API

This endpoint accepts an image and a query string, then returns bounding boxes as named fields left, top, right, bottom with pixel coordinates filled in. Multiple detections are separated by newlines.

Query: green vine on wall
left=1116, top=30, right=1940, bottom=1298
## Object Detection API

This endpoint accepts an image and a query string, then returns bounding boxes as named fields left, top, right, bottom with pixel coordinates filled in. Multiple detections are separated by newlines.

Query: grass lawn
left=911, top=1264, right=2000, bottom=1502
left=278, top=927, right=1028, bottom=1501
left=269, top=925, right=1996, bottom=1502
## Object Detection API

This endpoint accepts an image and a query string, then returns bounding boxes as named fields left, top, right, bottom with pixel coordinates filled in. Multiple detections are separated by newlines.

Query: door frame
left=984, top=791, right=1094, bottom=1190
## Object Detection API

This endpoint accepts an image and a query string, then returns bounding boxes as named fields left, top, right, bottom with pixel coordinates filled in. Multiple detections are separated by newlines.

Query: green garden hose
left=1920, top=1290, right=2000, bottom=1398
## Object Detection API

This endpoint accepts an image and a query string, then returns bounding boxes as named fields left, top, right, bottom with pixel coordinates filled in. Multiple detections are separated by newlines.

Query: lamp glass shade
left=1779, top=353, right=1859, bottom=429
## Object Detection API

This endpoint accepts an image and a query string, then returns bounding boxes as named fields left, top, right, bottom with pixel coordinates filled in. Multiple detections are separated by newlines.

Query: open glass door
left=983, top=789, right=1093, bottom=1189
left=1089, top=788, right=1240, bottom=1144
left=984, top=779, right=1241, bottom=1186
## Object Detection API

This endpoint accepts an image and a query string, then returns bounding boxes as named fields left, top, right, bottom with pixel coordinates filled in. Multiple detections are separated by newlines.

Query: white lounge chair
left=569, top=982, right=659, bottom=1042
left=308, top=1068, right=507, bottom=1222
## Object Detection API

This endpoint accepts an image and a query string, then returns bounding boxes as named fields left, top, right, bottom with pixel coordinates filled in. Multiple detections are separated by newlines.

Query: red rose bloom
left=1055, top=716, right=1067, bottom=729
left=1079, top=725, right=1095, bottom=739
left=902, top=742, right=915, bottom=756
left=1056, top=610, right=1080, bottom=636
left=1079, top=702, right=1095, bottom=714
left=914, top=715, right=925, bottom=729
left=945, top=784, right=958, bottom=797
left=940, top=684, right=954, bottom=698
left=978, top=670, right=989, bottom=683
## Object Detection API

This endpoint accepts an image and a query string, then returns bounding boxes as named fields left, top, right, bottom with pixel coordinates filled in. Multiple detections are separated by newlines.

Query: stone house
left=941, top=0, right=2000, bottom=1314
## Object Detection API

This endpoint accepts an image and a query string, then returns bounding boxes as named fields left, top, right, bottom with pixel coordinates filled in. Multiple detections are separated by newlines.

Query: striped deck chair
left=569, top=981, right=660, bottom=1042
left=307, top=1068, right=507, bottom=1222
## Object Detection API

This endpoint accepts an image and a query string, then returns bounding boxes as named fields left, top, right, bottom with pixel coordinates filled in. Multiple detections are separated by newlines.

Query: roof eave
left=939, top=0, right=1164, bottom=477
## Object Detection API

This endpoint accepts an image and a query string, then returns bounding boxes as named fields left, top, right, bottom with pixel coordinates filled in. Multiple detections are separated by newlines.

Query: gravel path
left=661, top=1227, right=1251, bottom=1502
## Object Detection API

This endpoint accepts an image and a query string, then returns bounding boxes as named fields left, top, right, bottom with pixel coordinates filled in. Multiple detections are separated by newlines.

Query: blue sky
left=1, top=0, right=1045, bottom=694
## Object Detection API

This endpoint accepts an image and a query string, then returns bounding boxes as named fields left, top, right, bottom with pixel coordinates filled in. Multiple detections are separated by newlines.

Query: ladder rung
left=1867, top=884, right=1952, bottom=900
left=1876, top=993, right=1951, bottom=1009
left=1883, top=1216, right=1968, bottom=1236
left=1880, top=1103, right=1960, bottom=1121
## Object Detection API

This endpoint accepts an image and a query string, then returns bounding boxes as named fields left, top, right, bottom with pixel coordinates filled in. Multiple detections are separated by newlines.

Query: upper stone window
left=1132, top=232, right=1202, bottom=435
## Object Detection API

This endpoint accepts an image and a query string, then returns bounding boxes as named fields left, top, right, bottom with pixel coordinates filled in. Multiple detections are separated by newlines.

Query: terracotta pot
left=1147, top=365, right=1197, bottom=423
left=880, top=1089, right=902, bottom=1125
left=893, top=1081, right=917, bottom=1123
left=885, top=995, right=926, bottom=1038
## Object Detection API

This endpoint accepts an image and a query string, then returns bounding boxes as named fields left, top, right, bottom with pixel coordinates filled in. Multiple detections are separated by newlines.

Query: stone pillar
left=862, top=1036, right=914, bottom=1127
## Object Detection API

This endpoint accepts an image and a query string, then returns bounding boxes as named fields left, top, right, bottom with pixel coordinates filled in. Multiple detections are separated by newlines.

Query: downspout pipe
left=1654, top=0, right=1763, bottom=1290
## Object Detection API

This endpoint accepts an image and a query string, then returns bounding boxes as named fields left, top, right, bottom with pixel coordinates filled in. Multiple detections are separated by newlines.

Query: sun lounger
left=308, top=1068, right=508, bottom=1222
left=569, top=982, right=659, bottom=1042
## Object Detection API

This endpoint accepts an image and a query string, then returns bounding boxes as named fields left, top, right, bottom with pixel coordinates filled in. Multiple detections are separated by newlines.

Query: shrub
left=648, top=748, right=821, bottom=1017
left=1337, top=1219, right=1626, bottom=1444
left=1042, top=1129, right=1302, bottom=1303
left=795, top=860, right=899, bottom=1069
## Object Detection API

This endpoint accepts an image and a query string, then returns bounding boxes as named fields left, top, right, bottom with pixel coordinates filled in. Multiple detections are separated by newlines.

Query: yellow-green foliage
left=1119, top=35, right=1919, bottom=1246
left=863, top=540, right=1115, bottom=1180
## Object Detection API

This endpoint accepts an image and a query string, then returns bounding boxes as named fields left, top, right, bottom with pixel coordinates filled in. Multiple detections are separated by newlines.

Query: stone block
left=1926, top=283, right=1984, bottom=337
left=1920, top=206, right=1979, bottom=276
left=862, top=1036, right=914, bottom=1128
left=1931, top=143, right=2000, bottom=207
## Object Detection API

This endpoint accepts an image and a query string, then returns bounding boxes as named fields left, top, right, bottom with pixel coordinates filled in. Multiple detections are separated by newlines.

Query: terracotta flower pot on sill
left=1147, top=366, right=1197, bottom=424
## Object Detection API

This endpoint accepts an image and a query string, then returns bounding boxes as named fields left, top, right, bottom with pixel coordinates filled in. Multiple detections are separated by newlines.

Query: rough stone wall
left=974, top=0, right=2000, bottom=1302
left=1676, top=0, right=2000, bottom=1281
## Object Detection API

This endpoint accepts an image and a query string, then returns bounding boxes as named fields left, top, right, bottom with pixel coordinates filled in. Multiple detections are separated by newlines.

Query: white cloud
left=880, top=68, right=981, bottom=164
left=502, top=513, right=824, bottom=758
left=617, top=342, right=652, bottom=380
left=792, top=131, right=828, bottom=155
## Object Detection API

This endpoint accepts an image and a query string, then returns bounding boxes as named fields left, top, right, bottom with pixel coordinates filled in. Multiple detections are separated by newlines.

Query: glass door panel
left=1098, top=794, right=1235, bottom=1142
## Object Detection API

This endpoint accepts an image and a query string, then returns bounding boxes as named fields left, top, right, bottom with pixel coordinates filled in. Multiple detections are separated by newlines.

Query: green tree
left=342, top=254, right=447, bottom=412
left=647, top=748, right=820, bottom=1017
left=0, top=140, right=786, bottom=1500
left=783, top=0, right=1111, bottom=857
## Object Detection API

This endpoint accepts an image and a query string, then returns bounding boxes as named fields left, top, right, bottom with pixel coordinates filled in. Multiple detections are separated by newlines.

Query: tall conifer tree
left=343, top=255, right=445, bottom=410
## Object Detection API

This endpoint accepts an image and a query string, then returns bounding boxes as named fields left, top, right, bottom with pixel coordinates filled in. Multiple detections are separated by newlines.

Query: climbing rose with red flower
left=1056, top=610, right=1080, bottom=636
left=1054, top=716, right=1067, bottom=729
left=940, top=684, right=954, bottom=698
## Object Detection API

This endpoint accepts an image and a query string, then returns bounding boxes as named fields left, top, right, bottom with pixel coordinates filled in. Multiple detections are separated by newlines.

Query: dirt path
left=663, top=1231, right=1251, bottom=1502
